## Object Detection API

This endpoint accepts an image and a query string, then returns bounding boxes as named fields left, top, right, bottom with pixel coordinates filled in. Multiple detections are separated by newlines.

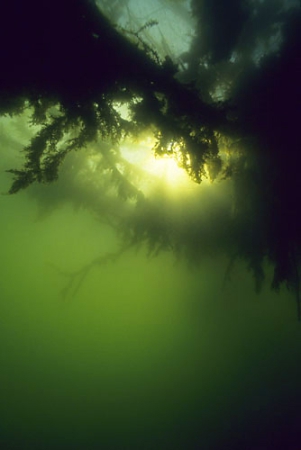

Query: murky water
left=0, top=172, right=300, bottom=450
left=1, top=0, right=300, bottom=448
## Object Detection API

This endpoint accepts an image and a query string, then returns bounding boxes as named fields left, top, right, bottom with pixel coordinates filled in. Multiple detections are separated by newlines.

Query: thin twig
left=47, top=245, right=131, bottom=299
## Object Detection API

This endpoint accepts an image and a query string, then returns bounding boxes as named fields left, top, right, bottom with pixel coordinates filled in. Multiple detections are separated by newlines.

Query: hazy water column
left=0, top=177, right=301, bottom=449
left=0, top=100, right=301, bottom=450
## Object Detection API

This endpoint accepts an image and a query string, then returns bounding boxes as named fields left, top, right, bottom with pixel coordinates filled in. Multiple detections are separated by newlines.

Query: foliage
left=1, top=0, right=301, bottom=317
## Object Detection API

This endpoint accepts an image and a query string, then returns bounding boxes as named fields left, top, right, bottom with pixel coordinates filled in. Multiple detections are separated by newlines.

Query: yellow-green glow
left=143, top=153, right=186, bottom=183
left=120, top=134, right=200, bottom=195
left=0, top=112, right=300, bottom=450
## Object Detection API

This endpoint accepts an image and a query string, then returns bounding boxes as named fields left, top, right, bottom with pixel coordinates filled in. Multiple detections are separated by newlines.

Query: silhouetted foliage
left=1, top=0, right=301, bottom=317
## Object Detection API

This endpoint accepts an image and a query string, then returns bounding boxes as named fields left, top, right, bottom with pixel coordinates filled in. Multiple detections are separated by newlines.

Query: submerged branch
left=48, top=245, right=131, bottom=299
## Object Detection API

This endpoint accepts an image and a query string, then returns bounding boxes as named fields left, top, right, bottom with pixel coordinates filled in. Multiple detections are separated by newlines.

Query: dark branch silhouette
left=47, top=245, right=131, bottom=300
left=1, top=0, right=301, bottom=318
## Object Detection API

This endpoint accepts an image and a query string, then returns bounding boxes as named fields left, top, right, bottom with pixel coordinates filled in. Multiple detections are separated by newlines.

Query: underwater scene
left=0, top=0, right=301, bottom=449
left=0, top=108, right=300, bottom=450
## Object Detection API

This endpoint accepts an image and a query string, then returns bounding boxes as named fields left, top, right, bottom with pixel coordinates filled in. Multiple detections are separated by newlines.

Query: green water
left=1, top=188, right=300, bottom=450
left=0, top=123, right=300, bottom=449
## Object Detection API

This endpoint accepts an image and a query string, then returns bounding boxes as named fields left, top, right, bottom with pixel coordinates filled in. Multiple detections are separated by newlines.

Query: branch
left=47, top=244, right=131, bottom=299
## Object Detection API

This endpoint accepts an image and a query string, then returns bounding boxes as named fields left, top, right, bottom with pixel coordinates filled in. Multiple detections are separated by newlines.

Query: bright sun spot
left=111, top=103, right=201, bottom=193
left=120, top=134, right=196, bottom=194
left=144, top=153, right=186, bottom=184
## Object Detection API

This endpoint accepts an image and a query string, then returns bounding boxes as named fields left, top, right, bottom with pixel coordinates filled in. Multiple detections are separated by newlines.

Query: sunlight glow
left=144, top=153, right=186, bottom=184
left=120, top=134, right=196, bottom=193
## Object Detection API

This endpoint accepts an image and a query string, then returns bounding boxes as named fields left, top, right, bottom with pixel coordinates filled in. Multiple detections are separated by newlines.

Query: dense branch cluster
left=1, top=0, right=300, bottom=317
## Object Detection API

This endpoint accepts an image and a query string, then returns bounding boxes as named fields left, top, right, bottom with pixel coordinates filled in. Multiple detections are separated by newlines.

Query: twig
left=47, top=245, right=131, bottom=299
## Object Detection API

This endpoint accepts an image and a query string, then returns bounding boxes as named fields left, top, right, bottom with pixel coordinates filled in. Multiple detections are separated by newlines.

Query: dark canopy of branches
left=0, top=0, right=301, bottom=317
